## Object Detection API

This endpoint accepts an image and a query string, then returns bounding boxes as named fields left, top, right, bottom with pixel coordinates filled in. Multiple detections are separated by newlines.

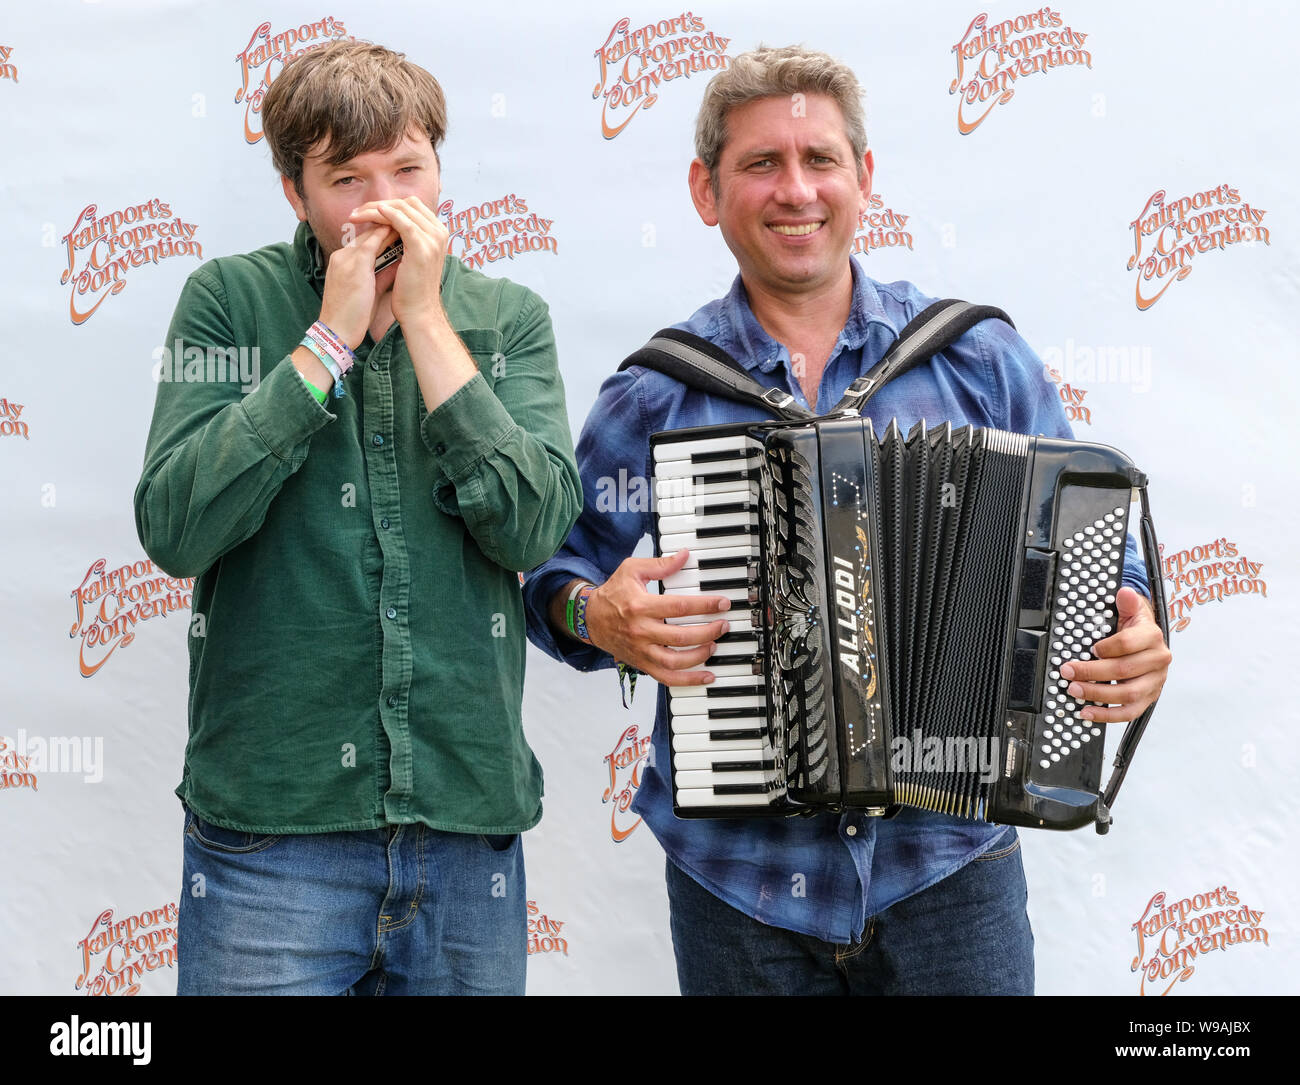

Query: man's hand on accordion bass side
left=583, top=550, right=732, bottom=686
left=1059, top=587, right=1172, bottom=724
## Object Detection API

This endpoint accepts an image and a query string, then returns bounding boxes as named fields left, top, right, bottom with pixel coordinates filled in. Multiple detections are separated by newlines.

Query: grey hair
left=694, top=45, right=867, bottom=179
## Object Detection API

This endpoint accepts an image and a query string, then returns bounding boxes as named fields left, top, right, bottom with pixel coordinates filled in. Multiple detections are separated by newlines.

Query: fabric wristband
left=565, top=580, right=596, bottom=642
left=297, top=370, right=329, bottom=405
left=305, top=320, right=355, bottom=398
left=573, top=584, right=594, bottom=642
left=299, top=336, right=342, bottom=389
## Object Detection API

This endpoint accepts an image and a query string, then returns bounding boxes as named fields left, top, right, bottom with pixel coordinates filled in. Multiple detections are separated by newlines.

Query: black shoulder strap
left=617, top=300, right=1015, bottom=421
left=618, top=327, right=814, bottom=422
left=833, top=300, right=1015, bottom=414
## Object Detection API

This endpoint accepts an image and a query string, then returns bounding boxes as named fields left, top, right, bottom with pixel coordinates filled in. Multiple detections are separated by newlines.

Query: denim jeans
left=177, top=805, right=526, bottom=995
left=666, top=828, right=1034, bottom=995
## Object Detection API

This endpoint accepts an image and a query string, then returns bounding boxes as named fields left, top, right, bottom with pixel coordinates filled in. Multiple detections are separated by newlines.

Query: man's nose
left=774, top=164, right=815, bottom=206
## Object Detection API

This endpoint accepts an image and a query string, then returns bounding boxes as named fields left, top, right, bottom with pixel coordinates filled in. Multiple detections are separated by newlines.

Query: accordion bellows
left=652, top=415, right=1156, bottom=832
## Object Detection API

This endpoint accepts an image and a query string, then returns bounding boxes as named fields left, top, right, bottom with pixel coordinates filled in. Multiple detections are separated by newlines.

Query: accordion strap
left=618, top=299, right=1015, bottom=420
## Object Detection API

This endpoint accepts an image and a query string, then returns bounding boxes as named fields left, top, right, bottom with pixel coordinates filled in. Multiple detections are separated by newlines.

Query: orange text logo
left=60, top=200, right=201, bottom=325
left=0, top=397, right=28, bottom=440
left=234, top=17, right=351, bottom=143
left=853, top=193, right=914, bottom=256
left=1128, top=185, right=1269, bottom=310
left=0, top=734, right=37, bottom=794
left=69, top=558, right=194, bottom=677
left=527, top=900, right=569, bottom=957
left=593, top=12, right=730, bottom=138
left=950, top=8, right=1091, bottom=133
left=76, top=903, right=179, bottom=996
left=440, top=194, right=557, bottom=269
left=1161, top=539, right=1265, bottom=633
left=1131, top=887, right=1268, bottom=995
left=602, top=724, right=652, bottom=841
left=0, top=45, right=17, bottom=83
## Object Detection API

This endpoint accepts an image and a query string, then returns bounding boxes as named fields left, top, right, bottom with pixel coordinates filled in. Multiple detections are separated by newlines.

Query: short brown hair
left=261, top=41, right=447, bottom=196
left=695, top=45, right=867, bottom=179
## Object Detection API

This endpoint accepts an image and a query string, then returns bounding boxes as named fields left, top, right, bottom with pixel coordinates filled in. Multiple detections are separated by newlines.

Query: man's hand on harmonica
left=318, top=222, right=401, bottom=350
left=581, top=550, right=731, bottom=686
left=347, top=196, right=450, bottom=335
left=1060, top=587, right=1172, bottom=723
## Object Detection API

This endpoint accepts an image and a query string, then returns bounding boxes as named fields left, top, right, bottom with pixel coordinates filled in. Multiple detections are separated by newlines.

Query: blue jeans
left=177, top=805, right=526, bottom=995
left=666, top=828, right=1034, bottom=995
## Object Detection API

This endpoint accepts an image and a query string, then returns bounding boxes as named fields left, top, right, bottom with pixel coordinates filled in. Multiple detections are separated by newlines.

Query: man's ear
left=281, top=175, right=308, bottom=222
left=688, top=159, right=720, bottom=227
left=858, top=148, right=875, bottom=210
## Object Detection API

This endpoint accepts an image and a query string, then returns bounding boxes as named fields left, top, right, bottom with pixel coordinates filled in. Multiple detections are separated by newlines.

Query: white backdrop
left=1, top=0, right=1295, bottom=996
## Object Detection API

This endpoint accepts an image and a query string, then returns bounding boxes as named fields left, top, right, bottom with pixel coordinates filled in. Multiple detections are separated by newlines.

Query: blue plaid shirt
left=523, top=261, right=1148, bottom=943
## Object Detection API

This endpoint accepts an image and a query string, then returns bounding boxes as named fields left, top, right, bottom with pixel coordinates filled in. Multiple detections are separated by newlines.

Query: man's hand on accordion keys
left=582, top=549, right=733, bottom=686
left=1058, top=587, right=1173, bottom=724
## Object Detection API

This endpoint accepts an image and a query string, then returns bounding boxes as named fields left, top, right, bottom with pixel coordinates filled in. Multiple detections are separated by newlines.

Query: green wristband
left=298, top=370, right=328, bottom=405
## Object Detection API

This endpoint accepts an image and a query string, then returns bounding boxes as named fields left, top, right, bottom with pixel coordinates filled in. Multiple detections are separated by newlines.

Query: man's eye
left=334, top=176, right=357, bottom=186
left=400, top=166, right=420, bottom=174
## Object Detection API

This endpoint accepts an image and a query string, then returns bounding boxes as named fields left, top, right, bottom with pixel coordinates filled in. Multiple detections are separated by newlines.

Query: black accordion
left=651, top=415, right=1165, bottom=833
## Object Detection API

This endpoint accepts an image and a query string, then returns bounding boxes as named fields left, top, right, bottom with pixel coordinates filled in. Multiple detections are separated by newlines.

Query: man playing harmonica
left=524, top=45, right=1170, bottom=995
left=135, top=41, right=580, bottom=995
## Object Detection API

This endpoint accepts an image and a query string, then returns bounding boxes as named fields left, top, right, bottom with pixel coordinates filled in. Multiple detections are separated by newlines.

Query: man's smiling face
left=690, top=92, right=873, bottom=303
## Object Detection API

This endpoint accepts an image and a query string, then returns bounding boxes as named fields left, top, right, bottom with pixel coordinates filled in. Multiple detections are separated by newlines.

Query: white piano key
left=674, top=747, right=775, bottom=770
left=661, top=529, right=756, bottom=552
left=653, top=455, right=760, bottom=480
left=664, top=545, right=759, bottom=570
left=662, top=564, right=752, bottom=591
left=675, top=768, right=771, bottom=789
left=669, top=712, right=765, bottom=734
left=672, top=734, right=764, bottom=754
left=665, top=613, right=756, bottom=632
left=680, top=662, right=757, bottom=678
left=652, top=434, right=758, bottom=462
left=676, top=789, right=780, bottom=808
left=654, top=474, right=759, bottom=500
left=671, top=675, right=763, bottom=695
left=669, top=693, right=765, bottom=714
left=657, top=508, right=758, bottom=536
left=654, top=483, right=760, bottom=517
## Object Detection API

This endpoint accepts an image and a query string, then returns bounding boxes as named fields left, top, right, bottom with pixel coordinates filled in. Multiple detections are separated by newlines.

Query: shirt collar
left=293, top=220, right=328, bottom=289
left=716, top=259, right=899, bottom=373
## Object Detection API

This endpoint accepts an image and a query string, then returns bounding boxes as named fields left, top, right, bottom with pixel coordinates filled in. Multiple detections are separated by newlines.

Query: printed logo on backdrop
left=69, top=559, right=194, bottom=677
left=853, top=194, right=914, bottom=256
left=527, top=900, right=569, bottom=958
left=0, top=734, right=38, bottom=793
left=0, top=397, right=28, bottom=440
left=0, top=45, right=17, bottom=83
left=1161, top=540, right=1266, bottom=633
left=1038, top=339, right=1155, bottom=426
left=1128, top=185, right=1270, bottom=310
left=0, top=730, right=104, bottom=791
left=949, top=9, right=1092, bottom=133
left=235, top=17, right=352, bottom=143
left=1131, top=887, right=1269, bottom=995
left=77, top=904, right=178, bottom=996
left=602, top=724, right=653, bottom=841
left=440, top=195, right=558, bottom=270
left=593, top=13, right=732, bottom=138
left=60, top=201, right=202, bottom=325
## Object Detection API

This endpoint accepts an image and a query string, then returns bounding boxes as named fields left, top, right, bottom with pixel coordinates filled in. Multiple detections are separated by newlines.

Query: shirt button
left=372, top=434, right=384, bottom=447
left=385, top=606, right=397, bottom=620
left=370, top=360, right=380, bottom=371
left=433, top=443, right=446, bottom=455
left=380, top=518, right=390, bottom=530
left=386, top=695, right=399, bottom=708
left=845, top=825, right=858, bottom=837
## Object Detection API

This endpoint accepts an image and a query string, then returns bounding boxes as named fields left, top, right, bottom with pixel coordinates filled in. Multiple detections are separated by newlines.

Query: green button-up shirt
left=135, top=222, right=580, bottom=834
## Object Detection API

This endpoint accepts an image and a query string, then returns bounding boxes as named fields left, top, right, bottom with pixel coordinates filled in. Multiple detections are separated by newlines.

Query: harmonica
left=374, top=241, right=404, bottom=273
